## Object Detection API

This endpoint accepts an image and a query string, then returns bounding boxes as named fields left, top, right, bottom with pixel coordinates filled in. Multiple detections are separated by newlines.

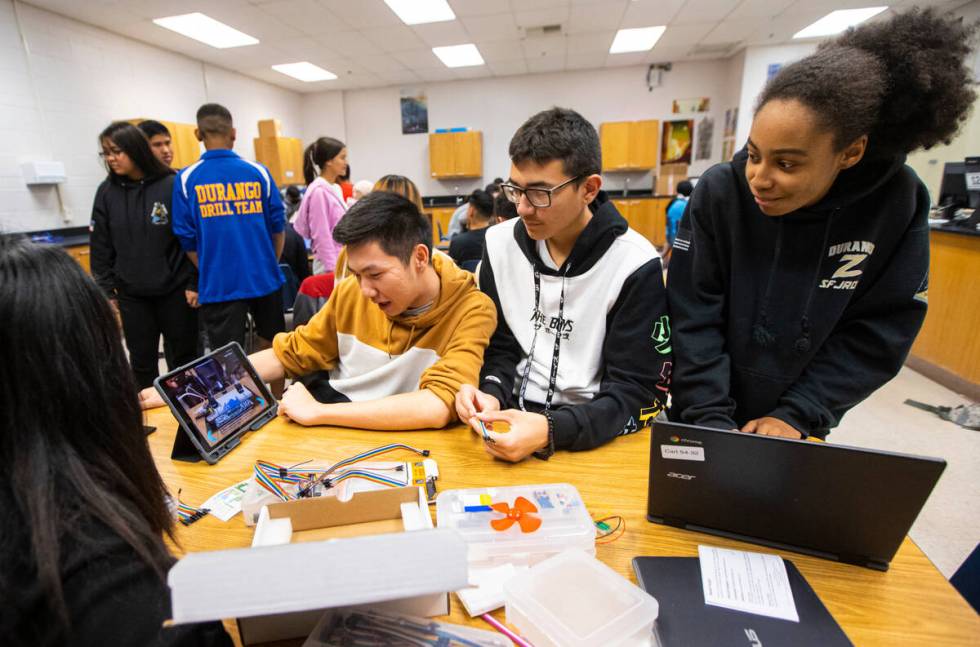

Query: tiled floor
left=831, top=367, right=979, bottom=578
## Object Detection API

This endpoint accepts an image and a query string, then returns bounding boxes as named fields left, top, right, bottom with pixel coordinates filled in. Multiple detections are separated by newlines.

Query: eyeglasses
left=500, top=175, right=582, bottom=208
left=98, top=149, right=123, bottom=160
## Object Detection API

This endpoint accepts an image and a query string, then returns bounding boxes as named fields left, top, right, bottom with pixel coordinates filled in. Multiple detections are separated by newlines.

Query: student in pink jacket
left=294, top=137, right=348, bottom=275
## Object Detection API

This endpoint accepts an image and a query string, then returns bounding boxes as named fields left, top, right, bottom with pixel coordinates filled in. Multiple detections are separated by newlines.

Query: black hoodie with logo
left=666, top=149, right=930, bottom=438
left=90, top=172, right=197, bottom=298
left=479, top=193, right=671, bottom=451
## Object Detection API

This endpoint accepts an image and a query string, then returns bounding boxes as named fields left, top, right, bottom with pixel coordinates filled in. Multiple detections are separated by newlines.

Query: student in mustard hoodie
left=141, top=190, right=496, bottom=430
left=667, top=9, right=977, bottom=439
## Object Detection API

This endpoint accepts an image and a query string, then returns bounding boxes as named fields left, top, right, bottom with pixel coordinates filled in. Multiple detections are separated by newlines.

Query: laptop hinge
left=662, top=516, right=687, bottom=529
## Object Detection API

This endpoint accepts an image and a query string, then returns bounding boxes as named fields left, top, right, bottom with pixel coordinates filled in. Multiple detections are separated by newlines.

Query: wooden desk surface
left=146, top=408, right=980, bottom=646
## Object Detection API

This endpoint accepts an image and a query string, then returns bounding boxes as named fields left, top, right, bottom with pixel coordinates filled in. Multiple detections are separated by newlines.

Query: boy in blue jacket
left=172, top=103, right=286, bottom=352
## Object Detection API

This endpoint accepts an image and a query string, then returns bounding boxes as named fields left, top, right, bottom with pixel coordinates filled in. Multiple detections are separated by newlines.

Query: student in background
left=334, top=174, right=425, bottom=281
left=456, top=108, right=671, bottom=462
left=283, top=185, right=302, bottom=222
left=448, top=189, right=494, bottom=269
left=668, top=9, right=976, bottom=439
left=172, top=103, right=285, bottom=356
left=137, top=120, right=174, bottom=168
left=665, top=180, right=692, bottom=246
left=338, top=166, right=353, bottom=204
left=349, top=179, right=373, bottom=206
left=90, top=122, right=198, bottom=389
left=493, top=191, right=519, bottom=223
left=142, top=192, right=497, bottom=430
left=294, top=137, right=348, bottom=275
left=0, top=236, right=231, bottom=646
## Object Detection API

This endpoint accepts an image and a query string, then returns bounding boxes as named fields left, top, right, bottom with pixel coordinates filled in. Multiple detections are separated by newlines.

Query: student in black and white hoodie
left=667, top=9, right=977, bottom=440
left=455, top=108, right=671, bottom=462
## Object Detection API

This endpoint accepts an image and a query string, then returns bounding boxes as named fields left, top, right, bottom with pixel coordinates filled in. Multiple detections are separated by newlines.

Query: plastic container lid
left=504, top=549, right=659, bottom=647
left=436, top=483, right=595, bottom=568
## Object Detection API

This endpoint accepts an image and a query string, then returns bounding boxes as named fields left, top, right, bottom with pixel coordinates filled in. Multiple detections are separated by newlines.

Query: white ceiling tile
left=725, top=0, right=796, bottom=20
left=318, top=0, right=402, bottom=28
left=567, top=2, right=628, bottom=34
left=393, top=48, right=444, bottom=68
left=415, top=66, right=459, bottom=82
left=411, top=20, right=471, bottom=47
left=460, top=13, right=520, bottom=42
left=527, top=55, right=566, bottom=73
left=657, top=22, right=717, bottom=50
left=201, top=5, right=303, bottom=42
left=267, top=36, right=340, bottom=60
left=519, top=0, right=572, bottom=9
left=646, top=46, right=690, bottom=64
left=699, top=19, right=758, bottom=45
left=672, top=0, right=742, bottom=25
left=321, top=30, right=385, bottom=57
left=359, top=53, right=408, bottom=74
left=489, top=59, right=529, bottom=76
left=361, top=24, right=428, bottom=52
left=449, top=0, right=515, bottom=18
left=565, top=51, right=605, bottom=70
left=514, top=7, right=570, bottom=29
left=452, top=65, right=493, bottom=79
left=621, top=0, right=687, bottom=27
left=605, top=51, right=650, bottom=67
left=566, top=31, right=616, bottom=54
left=522, top=34, right=566, bottom=59
left=256, top=0, right=353, bottom=36
left=376, top=68, right=422, bottom=84
left=473, top=39, right=526, bottom=62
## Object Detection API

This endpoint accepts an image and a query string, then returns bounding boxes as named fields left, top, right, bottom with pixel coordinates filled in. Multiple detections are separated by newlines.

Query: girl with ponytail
left=294, top=137, right=348, bottom=274
left=667, top=8, right=977, bottom=440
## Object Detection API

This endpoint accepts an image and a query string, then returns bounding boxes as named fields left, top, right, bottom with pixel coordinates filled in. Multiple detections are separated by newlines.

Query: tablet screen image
left=157, top=345, right=268, bottom=450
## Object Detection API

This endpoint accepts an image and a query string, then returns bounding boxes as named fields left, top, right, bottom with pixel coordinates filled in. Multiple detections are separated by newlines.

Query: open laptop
left=647, top=421, right=946, bottom=570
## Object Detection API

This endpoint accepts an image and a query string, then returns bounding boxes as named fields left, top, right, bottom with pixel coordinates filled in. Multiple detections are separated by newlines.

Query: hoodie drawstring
left=518, top=266, right=568, bottom=412
left=752, top=219, right=783, bottom=348
left=794, top=211, right=836, bottom=354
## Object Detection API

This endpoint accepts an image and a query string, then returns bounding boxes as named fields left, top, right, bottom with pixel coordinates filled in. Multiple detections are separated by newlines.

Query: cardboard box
left=258, top=118, right=282, bottom=138
left=656, top=163, right=689, bottom=196
left=168, top=487, right=468, bottom=645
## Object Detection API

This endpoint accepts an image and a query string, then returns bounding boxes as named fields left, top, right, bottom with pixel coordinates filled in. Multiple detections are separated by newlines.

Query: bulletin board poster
left=672, top=97, right=710, bottom=113
left=695, top=116, right=714, bottom=161
left=662, top=120, right=694, bottom=165
left=400, top=89, right=428, bottom=134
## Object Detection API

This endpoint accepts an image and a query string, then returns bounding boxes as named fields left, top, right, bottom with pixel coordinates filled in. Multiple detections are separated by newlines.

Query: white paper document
left=201, top=479, right=250, bottom=522
left=698, top=545, right=799, bottom=622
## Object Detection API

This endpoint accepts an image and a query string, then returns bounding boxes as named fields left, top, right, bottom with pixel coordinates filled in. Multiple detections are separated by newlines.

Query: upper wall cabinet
left=126, top=118, right=201, bottom=169
left=430, top=132, right=483, bottom=179
left=600, top=120, right=659, bottom=172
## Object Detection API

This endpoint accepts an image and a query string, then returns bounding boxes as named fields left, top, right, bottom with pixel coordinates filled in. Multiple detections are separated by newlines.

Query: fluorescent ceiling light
left=384, top=0, right=455, bottom=25
left=610, top=26, right=666, bottom=54
left=272, top=62, right=337, bottom=82
left=433, top=44, right=484, bottom=68
left=153, top=13, right=258, bottom=48
left=794, top=7, right=888, bottom=39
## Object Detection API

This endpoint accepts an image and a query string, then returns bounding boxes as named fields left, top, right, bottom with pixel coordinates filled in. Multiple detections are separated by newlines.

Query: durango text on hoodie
left=667, top=149, right=930, bottom=438
left=479, top=193, right=672, bottom=451
left=272, top=253, right=496, bottom=421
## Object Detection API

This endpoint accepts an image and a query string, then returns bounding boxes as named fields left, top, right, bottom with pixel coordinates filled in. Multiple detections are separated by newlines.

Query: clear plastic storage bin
left=435, top=483, right=595, bottom=568
left=504, top=549, right=660, bottom=647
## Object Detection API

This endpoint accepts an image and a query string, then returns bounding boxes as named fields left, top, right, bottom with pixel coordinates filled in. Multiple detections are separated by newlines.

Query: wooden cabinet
left=126, top=118, right=201, bottom=169
left=429, top=132, right=482, bottom=179
left=65, top=244, right=91, bottom=274
left=600, top=120, right=659, bottom=171
left=254, top=136, right=304, bottom=186
left=425, top=207, right=458, bottom=248
left=612, top=197, right=668, bottom=248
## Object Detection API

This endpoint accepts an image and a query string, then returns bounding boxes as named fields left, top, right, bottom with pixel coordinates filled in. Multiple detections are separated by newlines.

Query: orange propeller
left=490, top=496, right=542, bottom=533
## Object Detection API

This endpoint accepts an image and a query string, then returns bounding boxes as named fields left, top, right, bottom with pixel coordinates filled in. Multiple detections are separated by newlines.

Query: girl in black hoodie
left=91, top=122, right=199, bottom=389
left=668, top=9, right=977, bottom=439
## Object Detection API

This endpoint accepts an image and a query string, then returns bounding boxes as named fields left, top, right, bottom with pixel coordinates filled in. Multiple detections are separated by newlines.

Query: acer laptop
left=646, top=421, right=945, bottom=571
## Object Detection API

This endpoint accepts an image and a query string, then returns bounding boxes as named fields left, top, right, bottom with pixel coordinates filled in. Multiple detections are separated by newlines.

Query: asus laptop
left=646, top=421, right=945, bottom=570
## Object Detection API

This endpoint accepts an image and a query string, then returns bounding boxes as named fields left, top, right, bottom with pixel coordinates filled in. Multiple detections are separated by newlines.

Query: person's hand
left=740, top=416, right=803, bottom=438
left=278, top=381, right=325, bottom=426
left=138, top=386, right=165, bottom=410
left=455, top=384, right=500, bottom=427
left=185, top=290, right=200, bottom=308
left=474, top=409, right=549, bottom=463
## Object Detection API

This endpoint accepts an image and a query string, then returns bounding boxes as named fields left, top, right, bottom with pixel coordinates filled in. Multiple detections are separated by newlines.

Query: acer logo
left=667, top=472, right=696, bottom=480
left=744, top=629, right=762, bottom=646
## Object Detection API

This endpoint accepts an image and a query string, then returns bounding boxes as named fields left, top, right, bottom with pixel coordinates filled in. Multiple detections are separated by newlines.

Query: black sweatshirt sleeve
left=550, top=258, right=671, bottom=451
left=89, top=183, right=119, bottom=298
left=769, top=185, right=930, bottom=437
left=477, top=247, right=520, bottom=408
left=665, top=184, right=739, bottom=430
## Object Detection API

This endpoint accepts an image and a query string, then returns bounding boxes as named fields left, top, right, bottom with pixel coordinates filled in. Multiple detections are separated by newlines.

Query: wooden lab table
left=145, top=408, right=980, bottom=646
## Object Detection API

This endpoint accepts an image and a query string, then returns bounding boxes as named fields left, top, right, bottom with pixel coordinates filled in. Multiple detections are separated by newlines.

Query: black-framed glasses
left=500, top=175, right=582, bottom=208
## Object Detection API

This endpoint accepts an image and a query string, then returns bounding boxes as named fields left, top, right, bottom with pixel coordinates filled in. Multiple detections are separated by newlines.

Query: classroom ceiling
left=25, top=0, right=970, bottom=93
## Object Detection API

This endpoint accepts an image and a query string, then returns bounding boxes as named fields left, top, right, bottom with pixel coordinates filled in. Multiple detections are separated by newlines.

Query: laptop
left=154, top=342, right=277, bottom=464
left=647, top=421, right=945, bottom=570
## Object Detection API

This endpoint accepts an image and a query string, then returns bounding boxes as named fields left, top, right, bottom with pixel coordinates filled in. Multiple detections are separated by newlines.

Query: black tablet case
left=632, top=557, right=853, bottom=647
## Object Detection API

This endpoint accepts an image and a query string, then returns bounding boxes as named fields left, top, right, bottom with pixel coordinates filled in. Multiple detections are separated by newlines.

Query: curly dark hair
left=757, top=8, right=977, bottom=158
